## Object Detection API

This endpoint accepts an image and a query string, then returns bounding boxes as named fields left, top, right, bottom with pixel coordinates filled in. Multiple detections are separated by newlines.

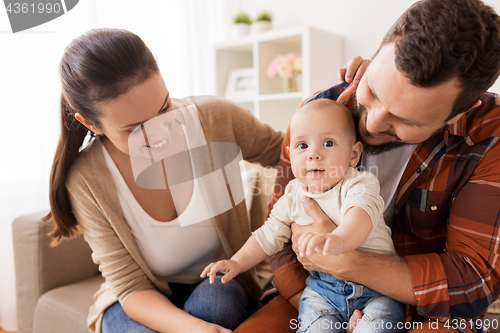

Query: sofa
left=13, top=160, right=500, bottom=333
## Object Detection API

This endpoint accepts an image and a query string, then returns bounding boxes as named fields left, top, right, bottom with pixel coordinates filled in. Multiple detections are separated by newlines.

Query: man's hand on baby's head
left=200, top=260, right=242, bottom=284
left=338, top=56, right=370, bottom=85
left=298, top=232, right=344, bottom=257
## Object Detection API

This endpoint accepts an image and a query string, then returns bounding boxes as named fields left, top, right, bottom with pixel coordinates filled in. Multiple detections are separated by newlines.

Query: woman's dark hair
left=378, top=0, right=500, bottom=120
left=44, top=28, right=159, bottom=245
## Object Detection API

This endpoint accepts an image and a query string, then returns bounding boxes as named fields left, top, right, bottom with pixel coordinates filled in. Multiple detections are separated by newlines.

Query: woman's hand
left=200, top=259, right=242, bottom=284
left=192, top=321, right=233, bottom=333
left=338, top=56, right=370, bottom=86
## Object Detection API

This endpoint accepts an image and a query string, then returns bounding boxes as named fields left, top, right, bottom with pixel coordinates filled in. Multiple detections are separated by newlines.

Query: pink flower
left=267, top=53, right=302, bottom=79
left=267, top=60, right=278, bottom=78
left=285, top=52, right=296, bottom=65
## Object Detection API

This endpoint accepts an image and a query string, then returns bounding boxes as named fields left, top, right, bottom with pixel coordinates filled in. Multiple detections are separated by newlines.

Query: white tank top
left=102, top=127, right=225, bottom=284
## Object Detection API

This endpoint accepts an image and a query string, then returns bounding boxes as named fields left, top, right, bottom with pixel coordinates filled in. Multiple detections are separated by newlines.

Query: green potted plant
left=253, top=11, right=272, bottom=33
left=232, top=12, right=252, bottom=37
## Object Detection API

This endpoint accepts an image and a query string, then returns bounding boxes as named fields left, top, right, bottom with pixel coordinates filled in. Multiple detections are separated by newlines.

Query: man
left=234, top=0, right=500, bottom=332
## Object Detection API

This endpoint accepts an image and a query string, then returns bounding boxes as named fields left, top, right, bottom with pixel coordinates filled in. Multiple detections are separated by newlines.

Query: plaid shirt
left=264, top=83, right=500, bottom=333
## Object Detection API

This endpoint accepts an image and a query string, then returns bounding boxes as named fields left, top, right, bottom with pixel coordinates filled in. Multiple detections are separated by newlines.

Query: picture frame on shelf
left=225, top=67, right=255, bottom=99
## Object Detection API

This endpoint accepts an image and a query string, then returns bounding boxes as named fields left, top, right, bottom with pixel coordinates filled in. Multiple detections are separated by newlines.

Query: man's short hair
left=378, top=0, right=500, bottom=119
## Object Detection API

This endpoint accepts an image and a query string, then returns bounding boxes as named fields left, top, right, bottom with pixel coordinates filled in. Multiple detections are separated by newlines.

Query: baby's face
left=288, top=101, right=360, bottom=194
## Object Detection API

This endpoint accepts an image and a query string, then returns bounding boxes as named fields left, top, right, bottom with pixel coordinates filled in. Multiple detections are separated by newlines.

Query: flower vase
left=283, top=77, right=298, bottom=93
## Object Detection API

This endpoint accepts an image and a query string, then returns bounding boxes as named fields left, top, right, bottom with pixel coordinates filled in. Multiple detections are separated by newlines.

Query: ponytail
left=43, top=96, right=93, bottom=245
left=44, top=28, right=159, bottom=246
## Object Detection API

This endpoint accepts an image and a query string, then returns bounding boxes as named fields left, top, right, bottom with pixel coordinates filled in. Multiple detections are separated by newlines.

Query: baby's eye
left=297, top=143, right=308, bottom=149
left=323, top=140, right=335, bottom=147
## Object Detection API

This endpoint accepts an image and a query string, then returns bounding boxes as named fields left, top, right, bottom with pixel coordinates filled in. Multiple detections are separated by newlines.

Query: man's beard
left=351, top=93, right=409, bottom=155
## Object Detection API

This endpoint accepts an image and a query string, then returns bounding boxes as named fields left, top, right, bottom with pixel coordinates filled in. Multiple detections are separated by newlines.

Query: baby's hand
left=200, top=260, right=242, bottom=284
left=298, top=232, right=344, bottom=257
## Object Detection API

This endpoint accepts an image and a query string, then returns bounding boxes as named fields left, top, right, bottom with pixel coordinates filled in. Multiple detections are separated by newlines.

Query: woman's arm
left=66, top=154, right=232, bottom=332
left=123, top=289, right=231, bottom=333
left=197, top=96, right=284, bottom=167
left=201, top=235, right=268, bottom=284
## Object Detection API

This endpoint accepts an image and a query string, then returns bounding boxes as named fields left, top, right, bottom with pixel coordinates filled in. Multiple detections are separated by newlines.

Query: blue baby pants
left=298, top=272, right=405, bottom=333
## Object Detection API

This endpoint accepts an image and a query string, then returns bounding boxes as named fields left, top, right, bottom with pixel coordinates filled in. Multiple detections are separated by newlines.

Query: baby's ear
left=286, top=146, right=290, bottom=156
left=350, top=142, right=363, bottom=167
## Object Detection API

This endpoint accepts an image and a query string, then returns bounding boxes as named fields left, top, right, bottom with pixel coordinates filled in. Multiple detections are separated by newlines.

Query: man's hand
left=295, top=248, right=351, bottom=278
left=291, top=196, right=336, bottom=253
left=339, top=56, right=370, bottom=86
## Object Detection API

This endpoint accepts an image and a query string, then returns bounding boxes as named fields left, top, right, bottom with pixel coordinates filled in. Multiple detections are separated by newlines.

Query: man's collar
left=445, top=112, right=474, bottom=146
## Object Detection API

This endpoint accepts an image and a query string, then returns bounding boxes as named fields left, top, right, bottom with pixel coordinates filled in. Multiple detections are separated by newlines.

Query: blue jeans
left=298, top=272, right=405, bottom=333
left=102, top=276, right=251, bottom=332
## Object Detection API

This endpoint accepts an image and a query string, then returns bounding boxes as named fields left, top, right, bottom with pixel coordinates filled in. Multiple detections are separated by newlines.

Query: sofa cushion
left=33, top=274, right=104, bottom=333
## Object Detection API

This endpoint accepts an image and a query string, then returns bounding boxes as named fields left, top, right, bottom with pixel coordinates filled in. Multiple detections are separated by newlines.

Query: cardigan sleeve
left=231, top=101, right=283, bottom=167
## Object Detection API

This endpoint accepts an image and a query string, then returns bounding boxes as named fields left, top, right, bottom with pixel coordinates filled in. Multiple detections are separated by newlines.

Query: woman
left=45, top=28, right=283, bottom=333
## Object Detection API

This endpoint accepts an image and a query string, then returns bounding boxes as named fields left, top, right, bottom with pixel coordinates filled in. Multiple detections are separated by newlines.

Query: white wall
left=223, top=0, right=500, bottom=93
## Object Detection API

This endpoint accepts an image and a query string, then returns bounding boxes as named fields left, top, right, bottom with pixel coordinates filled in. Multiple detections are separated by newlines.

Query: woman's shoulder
left=177, top=95, right=236, bottom=107
left=175, top=95, right=250, bottom=118
left=174, top=95, right=254, bottom=136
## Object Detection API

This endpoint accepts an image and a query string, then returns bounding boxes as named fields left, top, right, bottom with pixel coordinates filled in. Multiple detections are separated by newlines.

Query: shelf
left=214, top=40, right=253, bottom=52
left=214, top=25, right=343, bottom=131
left=214, top=26, right=312, bottom=50
left=258, top=92, right=304, bottom=101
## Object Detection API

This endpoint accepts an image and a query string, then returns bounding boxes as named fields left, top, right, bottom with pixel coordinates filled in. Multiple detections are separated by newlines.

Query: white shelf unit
left=214, top=26, right=343, bottom=131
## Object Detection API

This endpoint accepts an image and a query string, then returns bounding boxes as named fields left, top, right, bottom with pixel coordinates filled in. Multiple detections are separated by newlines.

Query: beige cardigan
left=66, top=96, right=283, bottom=332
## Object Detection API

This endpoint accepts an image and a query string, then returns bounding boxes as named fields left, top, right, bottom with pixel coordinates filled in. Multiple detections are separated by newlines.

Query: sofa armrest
left=13, top=210, right=99, bottom=333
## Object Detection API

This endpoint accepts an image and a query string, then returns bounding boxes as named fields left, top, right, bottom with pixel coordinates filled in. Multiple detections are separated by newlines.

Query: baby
left=201, top=99, right=404, bottom=333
